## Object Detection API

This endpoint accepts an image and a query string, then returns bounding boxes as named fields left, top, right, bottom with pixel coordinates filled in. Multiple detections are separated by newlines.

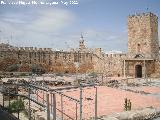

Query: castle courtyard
left=33, top=77, right=160, bottom=119
left=1, top=75, right=160, bottom=120
left=0, top=1, right=160, bottom=119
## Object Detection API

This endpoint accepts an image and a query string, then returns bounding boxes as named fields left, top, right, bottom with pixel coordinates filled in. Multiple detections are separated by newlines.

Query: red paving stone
left=36, top=86, right=160, bottom=119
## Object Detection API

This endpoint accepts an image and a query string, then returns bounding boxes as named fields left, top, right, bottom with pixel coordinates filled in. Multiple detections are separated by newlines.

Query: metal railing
left=0, top=81, right=98, bottom=120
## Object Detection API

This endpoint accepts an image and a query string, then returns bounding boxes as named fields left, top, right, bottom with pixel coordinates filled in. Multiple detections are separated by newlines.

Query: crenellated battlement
left=105, top=53, right=127, bottom=58
left=6, top=46, right=53, bottom=52
left=128, top=12, right=158, bottom=19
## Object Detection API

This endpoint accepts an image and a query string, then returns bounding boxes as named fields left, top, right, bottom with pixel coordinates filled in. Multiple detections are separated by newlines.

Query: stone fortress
left=0, top=12, right=160, bottom=78
left=0, top=35, right=98, bottom=73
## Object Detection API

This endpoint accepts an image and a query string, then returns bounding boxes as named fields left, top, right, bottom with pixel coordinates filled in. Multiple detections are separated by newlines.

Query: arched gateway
left=135, top=65, right=142, bottom=78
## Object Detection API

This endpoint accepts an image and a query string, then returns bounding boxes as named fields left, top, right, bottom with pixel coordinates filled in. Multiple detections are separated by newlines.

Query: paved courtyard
left=36, top=85, right=160, bottom=119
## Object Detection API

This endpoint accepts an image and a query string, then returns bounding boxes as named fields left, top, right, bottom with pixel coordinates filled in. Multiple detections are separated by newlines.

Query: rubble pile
left=106, top=80, right=120, bottom=88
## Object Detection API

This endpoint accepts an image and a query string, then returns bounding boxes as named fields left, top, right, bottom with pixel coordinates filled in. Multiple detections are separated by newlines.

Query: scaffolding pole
left=95, top=87, right=97, bottom=120
left=50, top=93, right=53, bottom=114
left=76, top=103, right=77, bottom=120
left=61, top=94, right=63, bottom=120
left=28, top=87, right=31, bottom=120
left=53, top=93, right=56, bottom=120
left=80, top=85, right=83, bottom=120
left=46, top=93, right=50, bottom=120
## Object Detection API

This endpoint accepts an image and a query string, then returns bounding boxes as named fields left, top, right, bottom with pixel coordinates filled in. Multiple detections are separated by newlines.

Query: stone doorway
left=135, top=65, right=142, bottom=78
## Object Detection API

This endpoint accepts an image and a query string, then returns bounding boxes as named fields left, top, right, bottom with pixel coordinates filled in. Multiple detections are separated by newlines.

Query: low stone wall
left=100, top=107, right=160, bottom=120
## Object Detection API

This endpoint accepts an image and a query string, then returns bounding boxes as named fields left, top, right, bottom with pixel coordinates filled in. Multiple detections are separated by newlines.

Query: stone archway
left=135, top=64, right=142, bottom=78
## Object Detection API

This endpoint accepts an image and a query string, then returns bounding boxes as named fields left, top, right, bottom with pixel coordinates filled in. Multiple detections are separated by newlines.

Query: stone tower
left=79, top=34, right=86, bottom=50
left=128, top=12, right=159, bottom=58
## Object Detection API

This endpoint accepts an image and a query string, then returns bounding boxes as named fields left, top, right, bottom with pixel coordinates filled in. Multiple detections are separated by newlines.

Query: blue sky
left=0, top=0, right=160, bottom=52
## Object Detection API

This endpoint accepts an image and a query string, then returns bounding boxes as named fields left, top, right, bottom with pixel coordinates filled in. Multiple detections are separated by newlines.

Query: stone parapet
left=128, top=12, right=158, bottom=19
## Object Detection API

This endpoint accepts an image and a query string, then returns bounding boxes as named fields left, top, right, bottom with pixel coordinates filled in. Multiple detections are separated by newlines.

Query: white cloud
left=78, top=29, right=128, bottom=52
left=0, top=8, right=76, bottom=48
left=1, top=13, right=28, bottom=24
left=0, top=8, right=128, bottom=52
left=27, top=9, right=75, bottom=33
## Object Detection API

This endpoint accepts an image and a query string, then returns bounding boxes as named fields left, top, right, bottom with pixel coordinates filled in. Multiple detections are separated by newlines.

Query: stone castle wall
left=93, top=53, right=127, bottom=77
left=0, top=44, right=53, bottom=72
left=51, top=51, right=94, bottom=73
left=0, top=12, right=160, bottom=77
left=0, top=45, right=52, bottom=63
left=0, top=43, right=95, bottom=73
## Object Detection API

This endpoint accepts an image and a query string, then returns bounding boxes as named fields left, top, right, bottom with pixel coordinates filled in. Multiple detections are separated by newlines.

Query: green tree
left=8, top=98, right=25, bottom=113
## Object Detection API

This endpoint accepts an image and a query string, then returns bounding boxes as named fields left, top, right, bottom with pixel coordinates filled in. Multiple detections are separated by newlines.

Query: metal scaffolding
left=0, top=81, right=98, bottom=120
